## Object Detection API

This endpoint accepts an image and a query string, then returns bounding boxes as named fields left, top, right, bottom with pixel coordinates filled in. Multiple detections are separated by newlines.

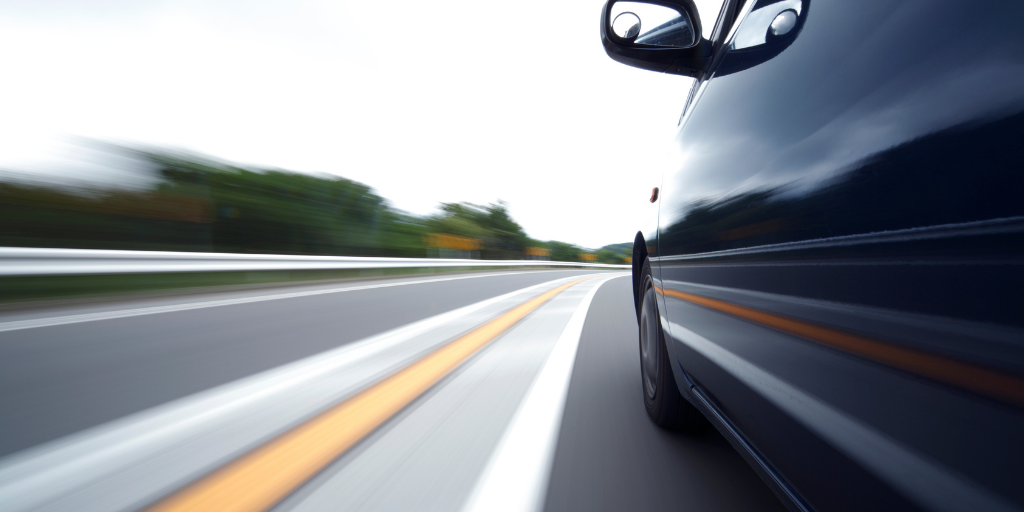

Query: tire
left=638, top=259, right=708, bottom=432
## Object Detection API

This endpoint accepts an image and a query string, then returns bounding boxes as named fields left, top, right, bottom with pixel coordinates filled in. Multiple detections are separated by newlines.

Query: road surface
left=0, top=270, right=785, bottom=512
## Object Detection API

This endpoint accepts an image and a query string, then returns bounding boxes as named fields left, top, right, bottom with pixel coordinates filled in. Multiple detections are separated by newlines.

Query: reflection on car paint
left=647, top=0, right=1024, bottom=510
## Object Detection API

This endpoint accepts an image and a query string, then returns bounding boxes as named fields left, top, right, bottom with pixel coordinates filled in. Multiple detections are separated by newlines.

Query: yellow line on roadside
left=146, top=277, right=594, bottom=512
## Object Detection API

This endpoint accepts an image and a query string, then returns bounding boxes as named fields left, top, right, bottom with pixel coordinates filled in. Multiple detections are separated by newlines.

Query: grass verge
left=0, top=266, right=575, bottom=304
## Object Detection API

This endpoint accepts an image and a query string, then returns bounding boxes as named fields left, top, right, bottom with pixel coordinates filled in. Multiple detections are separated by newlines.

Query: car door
left=655, top=0, right=1024, bottom=510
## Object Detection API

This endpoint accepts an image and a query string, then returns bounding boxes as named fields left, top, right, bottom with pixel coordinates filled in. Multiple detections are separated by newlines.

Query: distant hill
left=589, top=242, right=632, bottom=264
left=598, top=242, right=631, bottom=256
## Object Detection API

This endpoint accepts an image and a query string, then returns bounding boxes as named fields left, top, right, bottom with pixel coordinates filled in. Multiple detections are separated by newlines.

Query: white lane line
left=668, top=321, right=1017, bottom=512
left=0, top=275, right=589, bottom=512
left=461, top=274, right=623, bottom=512
left=0, top=270, right=571, bottom=333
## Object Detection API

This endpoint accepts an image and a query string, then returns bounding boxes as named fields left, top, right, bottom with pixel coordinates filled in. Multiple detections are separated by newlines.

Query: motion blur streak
left=462, top=275, right=617, bottom=512
left=659, top=288, right=1024, bottom=407
left=0, top=271, right=542, bottom=333
left=668, top=322, right=1017, bottom=512
left=0, top=147, right=633, bottom=266
left=145, top=277, right=595, bottom=512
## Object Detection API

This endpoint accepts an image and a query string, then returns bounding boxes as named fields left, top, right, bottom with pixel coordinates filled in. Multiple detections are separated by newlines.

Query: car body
left=603, top=0, right=1024, bottom=510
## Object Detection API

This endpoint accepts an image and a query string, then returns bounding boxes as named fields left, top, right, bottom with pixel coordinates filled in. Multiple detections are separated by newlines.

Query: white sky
left=0, top=0, right=722, bottom=248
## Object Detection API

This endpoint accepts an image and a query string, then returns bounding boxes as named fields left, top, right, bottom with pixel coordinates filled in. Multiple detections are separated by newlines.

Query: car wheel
left=639, top=259, right=707, bottom=432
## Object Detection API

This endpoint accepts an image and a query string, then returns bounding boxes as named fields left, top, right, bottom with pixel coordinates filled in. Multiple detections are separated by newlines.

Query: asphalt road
left=546, top=276, right=783, bottom=512
left=0, top=270, right=784, bottom=512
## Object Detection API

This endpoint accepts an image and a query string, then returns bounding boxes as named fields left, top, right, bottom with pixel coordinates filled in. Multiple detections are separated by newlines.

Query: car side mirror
left=715, top=0, right=809, bottom=77
left=600, top=0, right=712, bottom=78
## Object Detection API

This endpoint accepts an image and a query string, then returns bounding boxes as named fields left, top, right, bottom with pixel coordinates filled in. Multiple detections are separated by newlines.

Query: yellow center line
left=146, top=276, right=596, bottom=512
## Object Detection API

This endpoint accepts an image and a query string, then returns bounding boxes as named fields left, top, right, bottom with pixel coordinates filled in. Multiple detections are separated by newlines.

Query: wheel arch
left=632, top=231, right=648, bottom=324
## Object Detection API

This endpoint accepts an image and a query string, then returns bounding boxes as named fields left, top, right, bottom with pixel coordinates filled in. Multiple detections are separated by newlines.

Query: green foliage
left=0, top=148, right=428, bottom=257
left=0, top=146, right=631, bottom=261
left=595, top=249, right=619, bottom=264
left=0, top=181, right=212, bottom=251
left=151, top=152, right=397, bottom=255
left=427, top=201, right=529, bottom=259
left=596, top=242, right=632, bottom=264
left=546, top=240, right=583, bottom=262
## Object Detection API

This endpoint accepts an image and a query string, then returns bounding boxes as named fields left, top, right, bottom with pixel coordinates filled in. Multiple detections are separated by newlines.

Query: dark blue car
left=601, top=0, right=1024, bottom=510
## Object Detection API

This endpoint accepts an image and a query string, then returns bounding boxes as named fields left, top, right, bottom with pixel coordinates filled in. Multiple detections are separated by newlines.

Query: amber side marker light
left=650, top=187, right=659, bottom=203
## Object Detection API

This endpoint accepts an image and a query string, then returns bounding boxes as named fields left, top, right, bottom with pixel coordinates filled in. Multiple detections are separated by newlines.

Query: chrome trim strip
left=689, top=384, right=814, bottom=512
left=652, top=216, right=1024, bottom=262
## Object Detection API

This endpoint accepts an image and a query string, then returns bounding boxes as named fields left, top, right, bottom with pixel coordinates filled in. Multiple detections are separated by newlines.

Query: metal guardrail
left=0, top=247, right=630, bottom=276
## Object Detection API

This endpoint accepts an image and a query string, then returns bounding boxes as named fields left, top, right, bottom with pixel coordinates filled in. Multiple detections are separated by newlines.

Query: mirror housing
left=600, top=0, right=712, bottom=78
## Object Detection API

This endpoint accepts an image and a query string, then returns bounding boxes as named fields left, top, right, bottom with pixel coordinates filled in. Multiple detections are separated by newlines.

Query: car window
left=732, top=0, right=801, bottom=49
left=693, top=0, right=728, bottom=40
left=678, top=0, right=741, bottom=123
left=693, top=0, right=745, bottom=44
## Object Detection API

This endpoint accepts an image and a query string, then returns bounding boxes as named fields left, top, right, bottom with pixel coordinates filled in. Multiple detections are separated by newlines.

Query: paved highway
left=0, top=270, right=784, bottom=512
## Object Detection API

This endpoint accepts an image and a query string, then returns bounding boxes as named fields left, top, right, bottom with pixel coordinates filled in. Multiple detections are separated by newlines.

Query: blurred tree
left=596, top=242, right=632, bottom=264
left=427, top=201, right=528, bottom=259
left=547, top=241, right=583, bottom=262
left=0, top=144, right=631, bottom=262
left=0, top=147, right=429, bottom=257
left=146, top=150, right=412, bottom=256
